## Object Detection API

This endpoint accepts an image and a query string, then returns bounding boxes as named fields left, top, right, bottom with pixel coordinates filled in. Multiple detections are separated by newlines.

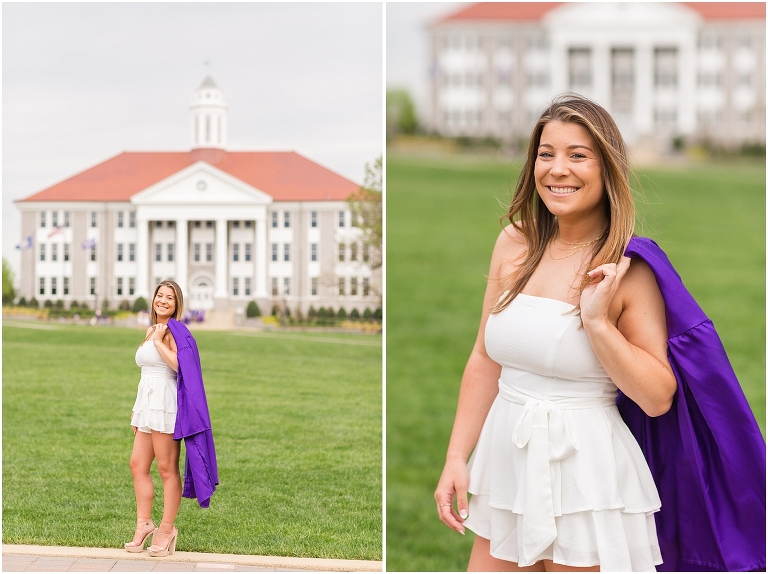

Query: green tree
left=2, top=258, right=16, bottom=305
left=246, top=301, right=261, bottom=318
left=347, top=156, right=382, bottom=273
left=386, top=89, right=418, bottom=138
left=132, top=297, right=148, bottom=313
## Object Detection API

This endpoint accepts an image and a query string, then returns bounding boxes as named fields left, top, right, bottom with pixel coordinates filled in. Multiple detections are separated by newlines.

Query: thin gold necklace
left=548, top=230, right=606, bottom=261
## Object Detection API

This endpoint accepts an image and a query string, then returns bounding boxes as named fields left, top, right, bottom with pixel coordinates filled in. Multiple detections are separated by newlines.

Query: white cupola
left=190, top=76, right=228, bottom=149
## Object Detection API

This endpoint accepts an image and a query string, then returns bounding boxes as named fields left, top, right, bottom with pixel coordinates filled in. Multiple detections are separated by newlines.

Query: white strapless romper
left=130, top=341, right=177, bottom=434
left=463, top=294, right=663, bottom=572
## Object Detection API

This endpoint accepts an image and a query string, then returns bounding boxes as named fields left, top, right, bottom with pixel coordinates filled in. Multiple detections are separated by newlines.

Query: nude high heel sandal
left=147, top=525, right=178, bottom=557
left=124, top=519, right=156, bottom=553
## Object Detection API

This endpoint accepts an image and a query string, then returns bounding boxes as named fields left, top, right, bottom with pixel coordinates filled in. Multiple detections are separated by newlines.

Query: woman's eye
left=537, top=151, right=553, bottom=158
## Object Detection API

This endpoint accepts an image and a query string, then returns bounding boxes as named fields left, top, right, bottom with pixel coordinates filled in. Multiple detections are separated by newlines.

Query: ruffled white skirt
left=463, top=385, right=663, bottom=572
left=130, top=365, right=177, bottom=434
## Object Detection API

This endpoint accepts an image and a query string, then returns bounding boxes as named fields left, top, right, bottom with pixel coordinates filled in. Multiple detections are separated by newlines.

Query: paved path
left=2, top=545, right=382, bottom=572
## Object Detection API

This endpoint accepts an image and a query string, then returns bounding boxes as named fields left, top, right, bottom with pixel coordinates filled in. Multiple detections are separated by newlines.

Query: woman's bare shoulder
left=619, top=257, right=663, bottom=306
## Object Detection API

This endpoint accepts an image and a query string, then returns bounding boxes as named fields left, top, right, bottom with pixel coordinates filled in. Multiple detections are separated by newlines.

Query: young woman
left=125, top=280, right=183, bottom=556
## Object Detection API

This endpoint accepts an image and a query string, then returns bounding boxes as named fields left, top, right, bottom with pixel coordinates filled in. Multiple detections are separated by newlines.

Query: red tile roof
left=437, top=2, right=764, bottom=22
left=683, top=2, right=765, bottom=20
left=19, top=150, right=360, bottom=203
left=438, top=2, right=563, bottom=23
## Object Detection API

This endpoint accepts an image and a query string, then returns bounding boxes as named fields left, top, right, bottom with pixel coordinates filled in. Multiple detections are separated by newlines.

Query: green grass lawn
left=385, top=154, right=765, bottom=571
left=2, top=323, right=381, bottom=560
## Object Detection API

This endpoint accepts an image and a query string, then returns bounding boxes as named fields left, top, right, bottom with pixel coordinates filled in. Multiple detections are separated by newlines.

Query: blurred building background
left=392, top=2, right=765, bottom=157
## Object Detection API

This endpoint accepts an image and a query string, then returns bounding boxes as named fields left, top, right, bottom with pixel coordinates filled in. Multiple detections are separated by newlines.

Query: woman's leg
left=148, top=431, right=181, bottom=551
left=128, top=430, right=156, bottom=545
left=542, top=560, right=599, bottom=572
left=468, top=536, right=545, bottom=572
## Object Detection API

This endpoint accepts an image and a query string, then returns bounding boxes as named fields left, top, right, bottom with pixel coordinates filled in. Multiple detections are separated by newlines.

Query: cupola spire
left=190, top=76, right=228, bottom=149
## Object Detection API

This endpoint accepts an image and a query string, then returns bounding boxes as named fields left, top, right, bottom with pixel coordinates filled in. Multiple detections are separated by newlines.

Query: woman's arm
left=581, top=257, right=676, bottom=417
left=151, top=324, right=178, bottom=372
left=435, top=226, right=525, bottom=534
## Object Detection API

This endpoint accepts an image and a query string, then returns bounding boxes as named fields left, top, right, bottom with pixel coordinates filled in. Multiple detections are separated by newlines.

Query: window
left=350, top=243, right=358, bottom=261
left=40, top=244, right=46, bottom=262
left=338, top=243, right=345, bottom=262
left=271, top=277, right=278, bottom=296
left=311, top=277, right=318, bottom=296
left=117, top=243, right=123, bottom=262
left=129, top=277, right=135, bottom=296
left=52, top=211, right=59, bottom=227
left=283, top=278, right=290, bottom=296
left=311, top=211, right=318, bottom=228
left=338, top=211, right=346, bottom=227
left=117, top=211, right=124, bottom=228
left=245, top=220, right=252, bottom=228
left=245, top=277, right=251, bottom=296
left=311, top=243, right=318, bottom=262
left=117, top=277, right=123, bottom=296
left=363, top=277, right=370, bottom=296
left=338, top=277, right=345, bottom=296
left=41, top=212, right=47, bottom=228
left=206, top=243, right=213, bottom=262
left=233, top=243, right=240, bottom=262
left=654, top=48, right=678, bottom=88
left=568, top=48, right=592, bottom=90
left=129, top=211, right=136, bottom=228
left=272, top=212, right=278, bottom=228
left=91, top=212, right=97, bottom=228
left=206, top=221, right=213, bottom=229
left=64, top=212, right=70, bottom=228
left=90, top=277, right=96, bottom=295
left=129, top=243, right=135, bottom=262
left=63, top=277, right=70, bottom=296
left=51, top=244, right=58, bottom=262
left=194, top=243, right=201, bottom=262
left=64, top=244, right=70, bottom=262
left=284, top=212, right=291, bottom=228
left=156, top=221, right=163, bottom=229
left=363, top=244, right=370, bottom=263
left=39, top=277, right=45, bottom=295
left=168, top=221, right=175, bottom=228
left=351, top=277, right=358, bottom=296
left=167, top=243, right=174, bottom=262
left=232, top=277, right=239, bottom=296
left=245, top=243, right=252, bottom=262
left=271, top=243, right=278, bottom=262
left=51, top=277, right=57, bottom=296
left=194, top=221, right=201, bottom=228
left=90, top=245, right=97, bottom=262
left=155, top=243, right=162, bottom=262
left=233, top=221, right=240, bottom=228
left=284, top=243, right=290, bottom=262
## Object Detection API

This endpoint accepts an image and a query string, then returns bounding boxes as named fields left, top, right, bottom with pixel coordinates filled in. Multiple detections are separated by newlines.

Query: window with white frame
left=117, top=277, right=123, bottom=296
left=129, top=277, right=135, bottom=295
left=245, top=277, right=251, bottom=296
left=311, top=243, right=318, bottom=262
left=167, top=243, right=174, bottom=262
left=64, top=244, right=70, bottom=262
left=363, top=277, right=370, bottom=296
left=338, top=211, right=346, bottom=227
left=90, top=277, right=96, bottom=295
left=64, top=212, right=70, bottom=228
left=311, top=211, right=318, bottom=228
left=350, top=243, right=358, bottom=261
left=51, top=277, right=57, bottom=295
left=52, top=211, right=59, bottom=227
left=63, top=277, right=70, bottom=295
left=283, top=243, right=290, bottom=262
left=654, top=48, right=678, bottom=88
left=283, top=277, right=290, bottom=296
left=91, top=212, right=97, bottom=228
left=363, top=244, right=370, bottom=263
left=117, top=211, right=124, bottom=228
left=284, top=212, right=291, bottom=228
left=91, top=245, right=97, bottom=262
left=271, top=212, right=278, bottom=228
left=271, top=243, right=278, bottom=262
left=232, top=277, right=239, bottom=296
left=245, top=220, right=252, bottom=228
left=168, top=221, right=175, bottom=229
left=129, top=243, right=135, bottom=262
left=206, top=243, right=213, bottom=262
left=39, top=277, right=45, bottom=295
left=338, top=277, right=345, bottom=296
left=338, top=243, right=345, bottom=262
left=194, top=243, right=201, bottom=262
left=52, top=244, right=58, bottom=262
left=117, top=243, right=123, bottom=262
left=271, top=277, right=278, bottom=296
left=233, top=221, right=240, bottom=228
left=233, top=243, right=239, bottom=262
left=40, top=244, right=46, bottom=262
left=351, top=277, right=358, bottom=296
left=245, top=243, right=252, bottom=262
left=129, top=211, right=136, bottom=228
left=41, top=212, right=47, bottom=228
left=155, top=243, right=162, bottom=262
left=311, top=277, right=318, bottom=296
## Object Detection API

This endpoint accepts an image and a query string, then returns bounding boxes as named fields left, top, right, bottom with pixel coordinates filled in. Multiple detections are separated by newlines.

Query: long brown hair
left=140, top=280, right=184, bottom=346
left=492, top=93, right=635, bottom=314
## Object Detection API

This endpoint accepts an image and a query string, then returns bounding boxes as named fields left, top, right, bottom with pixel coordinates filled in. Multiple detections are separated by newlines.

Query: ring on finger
left=438, top=503, right=452, bottom=507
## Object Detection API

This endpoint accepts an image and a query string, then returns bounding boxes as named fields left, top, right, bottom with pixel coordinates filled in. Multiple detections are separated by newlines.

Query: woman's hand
left=151, top=323, right=168, bottom=342
left=435, top=459, right=470, bottom=535
left=580, top=256, right=631, bottom=327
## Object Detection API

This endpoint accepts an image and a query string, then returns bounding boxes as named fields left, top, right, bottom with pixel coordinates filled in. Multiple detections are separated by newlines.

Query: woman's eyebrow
left=537, top=142, right=594, bottom=152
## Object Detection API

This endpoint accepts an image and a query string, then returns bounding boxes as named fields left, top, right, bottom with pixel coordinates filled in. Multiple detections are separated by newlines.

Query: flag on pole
left=81, top=238, right=96, bottom=250
left=47, top=226, right=64, bottom=238
left=15, top=236, right=34, bottom=250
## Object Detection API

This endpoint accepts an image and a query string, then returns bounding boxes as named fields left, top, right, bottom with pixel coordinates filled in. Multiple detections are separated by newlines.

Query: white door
left=189, top=278, right=215, bottom=310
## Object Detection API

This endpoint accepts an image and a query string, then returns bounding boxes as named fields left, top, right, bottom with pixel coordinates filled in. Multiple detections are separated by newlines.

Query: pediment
left=545, top=3, right=700, bottom=35
left=131, top=161, right=273, bottom=206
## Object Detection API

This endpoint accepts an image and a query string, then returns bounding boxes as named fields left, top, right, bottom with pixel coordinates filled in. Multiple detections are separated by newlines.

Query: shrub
left=246, top=301, right=261, bottom=318
left=70, top=300, right=79, bottom=309
left=363, top=308, right=373, bottom=321
left=337, top=307, right=347, bottom=320
left=308, top=306, right=317, bottom=320
left=374, top=307, right=382, bottom=321
left=29, top=297, right=39, bottom=309
left=18, top=296, right=27, bottom=307
left=271, top=304, right=279, bottom=317
left=44, top=299, right=53, bottom=308
left=55, top=300, right=64, bottom=309
left=132, top=297, right=148, bottom=313
left=327, top=308, right=336, bottom=320
left=119, top=300, right=130, bottom=311
left=317, top=307, right=327, bottom=319
left=350, top=308, right=360, bottom=320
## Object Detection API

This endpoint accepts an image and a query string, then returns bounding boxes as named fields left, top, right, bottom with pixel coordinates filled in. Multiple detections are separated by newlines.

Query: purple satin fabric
left=618, top=237, right=765, bottom=571
left=168, top=318, right=219, bottom=508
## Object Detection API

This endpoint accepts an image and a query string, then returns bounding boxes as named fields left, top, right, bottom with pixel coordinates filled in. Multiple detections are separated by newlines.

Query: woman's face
left=154, top=285, right=176, bottom=320
left=534, top=120, right=606, bottom=224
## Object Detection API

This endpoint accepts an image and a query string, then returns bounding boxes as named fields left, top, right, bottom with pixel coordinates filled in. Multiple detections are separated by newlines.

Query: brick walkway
left=2, top=545, right=382, bottom=573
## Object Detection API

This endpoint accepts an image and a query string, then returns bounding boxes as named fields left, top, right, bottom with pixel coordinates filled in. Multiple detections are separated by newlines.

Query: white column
left=176, top=219, right=188, bottom=298
left=256, top=217, right=268, bottom=297
left=215, top=218, right=228, bottom=299
left=136, top=216, right=149, bottom=298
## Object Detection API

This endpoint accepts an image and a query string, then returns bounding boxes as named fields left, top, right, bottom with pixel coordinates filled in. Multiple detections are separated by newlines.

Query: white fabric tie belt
left=141, top=366, right=176, bottom=378
left=497, top=382, right=615, bottom=566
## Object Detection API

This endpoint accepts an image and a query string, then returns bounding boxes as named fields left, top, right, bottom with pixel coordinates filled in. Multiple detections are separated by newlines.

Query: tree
left=386, top=89, right=418, bottom=139
left=246, top=301, right=261, bottom=318
left=2, top=258, right=16, bottom=305
left=347, top=156, right=382, bottom=272
left=132, top=297, right=148, bottom=313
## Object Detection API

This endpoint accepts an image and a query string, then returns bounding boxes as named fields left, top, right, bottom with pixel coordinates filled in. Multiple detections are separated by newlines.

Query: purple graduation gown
left=168, top=319, right=219, bottom=508
left=619, top=237, right=765, bottom=571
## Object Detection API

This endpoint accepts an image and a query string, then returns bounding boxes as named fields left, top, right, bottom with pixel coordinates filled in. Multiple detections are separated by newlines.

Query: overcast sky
left=3, top=2, right=383, bottom=278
